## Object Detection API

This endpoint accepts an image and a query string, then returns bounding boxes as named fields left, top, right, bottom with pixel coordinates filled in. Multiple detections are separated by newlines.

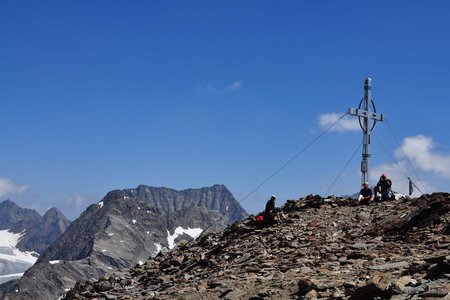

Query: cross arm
left=348, top=107, right=385, bottom=121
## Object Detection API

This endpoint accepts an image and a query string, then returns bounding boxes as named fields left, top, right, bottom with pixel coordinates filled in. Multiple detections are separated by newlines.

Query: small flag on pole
left=408, top=178, right=414, bottom=196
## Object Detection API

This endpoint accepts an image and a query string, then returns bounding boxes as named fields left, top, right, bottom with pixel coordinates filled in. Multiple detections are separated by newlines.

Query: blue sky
left=1, top=1, right=450, bottom=219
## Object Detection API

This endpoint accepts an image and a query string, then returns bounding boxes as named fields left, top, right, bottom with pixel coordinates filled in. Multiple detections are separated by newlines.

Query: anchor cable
left=372, top=132, right=427, bottom=196
left=383, top=120, right=428, bottom=194
left=323, top=142, right=362, bottom=197
left=198, top=112, right=349, bottom=236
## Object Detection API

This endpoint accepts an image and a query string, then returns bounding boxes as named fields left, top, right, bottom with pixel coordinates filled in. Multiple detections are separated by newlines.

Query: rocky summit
left=64, top=193, right=450, bottom=300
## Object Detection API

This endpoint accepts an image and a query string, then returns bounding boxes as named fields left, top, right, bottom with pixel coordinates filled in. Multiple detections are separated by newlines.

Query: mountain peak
left=43, top=207, right=64, bottom=217
left=0, top=200, right=41, bottom=231
left=103, top=189, right=125, bottom=202
left=210, top=183, right=226, bottom=189
left=0, top=199, right=19, bottom=208
left=123, top=184, right=247, bottom=224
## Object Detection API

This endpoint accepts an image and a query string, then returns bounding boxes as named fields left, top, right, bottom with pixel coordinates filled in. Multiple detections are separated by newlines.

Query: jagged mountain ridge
left=38, top=190, right=229, bottom=264
left=0, top=200, right=70, bottom=254
left=0, top=200, right=70, bottom=285
left=1, top=184, right=247, bottom=300
left=123, top=184, right=247, bottom=224
left=64, top=193, right=450, bottom=300
left=0, top=200, right=41, bottom=233
left=17, top=207, right=70, bottom=254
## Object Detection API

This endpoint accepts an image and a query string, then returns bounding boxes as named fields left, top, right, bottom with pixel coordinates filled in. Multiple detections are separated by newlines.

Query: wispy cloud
left=66, top=193, right=89, bottom=210
left=226, top=80, right=242, bottom=91
left=63, top=192, right=100, bottom=219
left=318, top=112, right=360, bottom=132
left=199, top=80, right=243, bottom=93
left=0, top=177, right=30, bottom=198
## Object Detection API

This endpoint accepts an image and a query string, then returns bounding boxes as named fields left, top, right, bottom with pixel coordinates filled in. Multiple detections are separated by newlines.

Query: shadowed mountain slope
left=1, top=184, right=247, bottom=300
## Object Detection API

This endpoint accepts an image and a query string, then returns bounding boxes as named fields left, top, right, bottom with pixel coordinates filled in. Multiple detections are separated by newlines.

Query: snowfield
left=0, top=273, right=24, bottom=280
left=167, top=226, right=203, bottom=249
left=0, top=230, right=38, bottom=264
left=0, top=230, right=39, bottom=284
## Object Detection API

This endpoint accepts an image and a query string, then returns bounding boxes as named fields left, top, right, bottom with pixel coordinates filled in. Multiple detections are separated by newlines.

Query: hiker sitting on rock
left=264, top=195, right=287, bottom=222
left=356, top=182, right=374, bottom=205
left=374, top=173, right=394, bottom=201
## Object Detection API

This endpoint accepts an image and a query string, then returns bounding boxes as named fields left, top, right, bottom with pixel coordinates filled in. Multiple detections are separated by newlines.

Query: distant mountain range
left=0, top=200, right=70, bottom=285
left=0, top=184, right=247, bottom=300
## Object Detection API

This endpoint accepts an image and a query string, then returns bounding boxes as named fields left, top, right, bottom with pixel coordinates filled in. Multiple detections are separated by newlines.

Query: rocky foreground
left=65, top=193, right=450, bottom=299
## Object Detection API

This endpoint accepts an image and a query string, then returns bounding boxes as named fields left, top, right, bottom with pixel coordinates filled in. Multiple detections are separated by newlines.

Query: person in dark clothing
left=264, top=195, right=287, bottom=222
left=375, top=173, right=393, bottom=201
left=356, top=182, right=374, bottom=205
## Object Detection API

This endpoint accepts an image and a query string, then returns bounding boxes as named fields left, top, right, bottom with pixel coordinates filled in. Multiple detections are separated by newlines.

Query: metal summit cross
left=348, top=78, right=385, bottom=185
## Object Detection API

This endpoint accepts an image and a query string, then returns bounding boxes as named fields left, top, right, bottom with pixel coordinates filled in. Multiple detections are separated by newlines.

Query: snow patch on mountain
left=167, top=226, right=203, bottom=249
left=0, top=230, right=39, bottom=284
left=394, top=192, right=407, bottom=200
left=0, top=272, right=24, bottom=284
left=0, top=230, right=38, bottom=264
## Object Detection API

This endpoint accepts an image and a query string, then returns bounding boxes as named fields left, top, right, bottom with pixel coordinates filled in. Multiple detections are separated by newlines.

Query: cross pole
left=348, top=78, right=385, bottom=185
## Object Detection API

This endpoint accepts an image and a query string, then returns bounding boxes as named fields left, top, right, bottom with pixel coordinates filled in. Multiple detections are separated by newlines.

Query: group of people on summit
left=356, top=173, right=394, bottom=205
left=261, top=173, right=394, bottom=224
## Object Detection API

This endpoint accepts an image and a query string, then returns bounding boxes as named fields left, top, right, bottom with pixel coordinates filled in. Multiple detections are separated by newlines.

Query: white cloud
left=227, top=80, right=242, bottom=91
left=66, top=193, right=89, bottom=210
left=371, top=134, right=450, bottom=195
left=199, top=80, right=243, bottom=93
left=0, top=178, right=30, bottom=197
left=371, top=162, right=432, bottom=197
left=318, top=112, right=360, bottom=132
left=394, top=135, right=450, bottom=178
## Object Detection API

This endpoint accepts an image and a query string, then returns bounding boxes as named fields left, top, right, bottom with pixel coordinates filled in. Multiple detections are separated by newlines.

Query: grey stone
left=369, top=261, right=410, bottom=271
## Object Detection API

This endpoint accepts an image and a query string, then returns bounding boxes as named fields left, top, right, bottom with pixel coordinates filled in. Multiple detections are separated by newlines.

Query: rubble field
left=65, top=193, right=450, bottom=300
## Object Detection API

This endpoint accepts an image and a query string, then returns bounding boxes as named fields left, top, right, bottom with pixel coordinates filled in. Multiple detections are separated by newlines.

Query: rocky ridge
left=1, top=185, right=247, bottom=300
left=122, top=184, right=247, bottom=224
left=0, top=200, right=70, bottom=285
left=0, top=200, right=70, bottom=254
left=65, top=193, right=450, bottom=299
